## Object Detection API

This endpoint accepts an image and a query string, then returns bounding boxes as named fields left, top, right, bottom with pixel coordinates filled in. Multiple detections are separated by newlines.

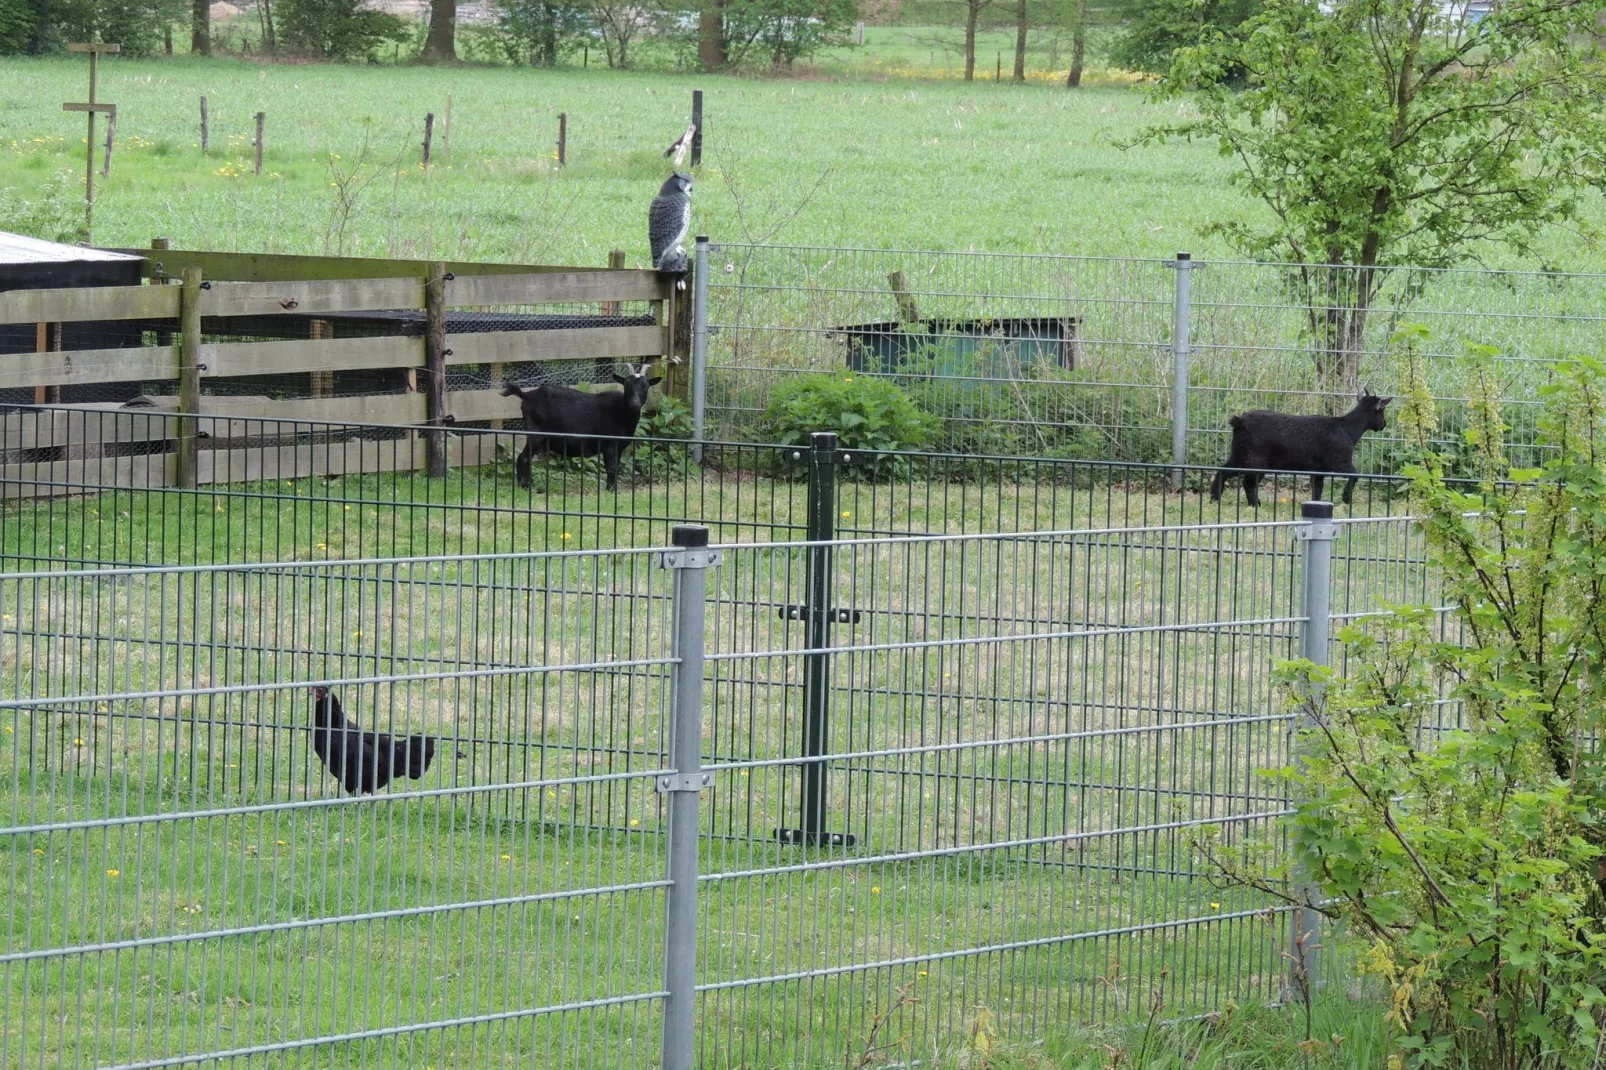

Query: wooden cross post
left=64, top=43, right=119, bottom=241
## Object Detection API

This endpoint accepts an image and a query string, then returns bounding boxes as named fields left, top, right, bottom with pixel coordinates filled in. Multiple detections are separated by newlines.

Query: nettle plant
left=1204, top=349, right=1606, bottom=1068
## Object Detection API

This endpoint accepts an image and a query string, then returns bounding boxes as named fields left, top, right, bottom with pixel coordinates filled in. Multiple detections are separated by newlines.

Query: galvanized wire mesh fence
left=4, top=448, right=1447, bottom=1067
left=701, top=243, right=1605, bottom=472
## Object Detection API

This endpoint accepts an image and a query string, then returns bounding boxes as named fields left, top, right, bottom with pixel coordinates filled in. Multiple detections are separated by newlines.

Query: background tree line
left=0, top=0, right=1257, bottom=75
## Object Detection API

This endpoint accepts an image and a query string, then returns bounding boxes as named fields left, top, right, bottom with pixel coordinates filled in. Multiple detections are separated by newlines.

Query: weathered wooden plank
left=0, top=454, right=172, bottom=499
left=104, top=248, right=620, bottom=283
left=203, top=335, right=424, bottom=378
left=201, top=277, right=425, bottom=317
left=184, top=396, right=426, bottom=438
left=450, top=270, right=669, bottom=306
left=0, top=346, right=177, bottom=391
left=197, top=438, right=426, bottom=485
left=446, top=326, right=663, bottom=367
left=447, top=388, right=520, bottom=424
left=454, top=431, right=510, bottom=469
left=0, top=407, right=176, bottom=451
left=0, top=285, right=178, bottom=325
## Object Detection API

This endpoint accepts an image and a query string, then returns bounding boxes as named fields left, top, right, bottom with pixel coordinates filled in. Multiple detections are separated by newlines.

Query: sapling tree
left=1140, top=0, right=1606, bottom=394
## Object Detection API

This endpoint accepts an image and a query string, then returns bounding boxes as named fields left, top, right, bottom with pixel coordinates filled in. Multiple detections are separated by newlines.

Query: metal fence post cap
left=811, top=431, right=838, bottom=449
left=671, top=525, right=709, bottom=548
left=695, top=235, right=710, bottom=244
left=1300, top=501, right=1334, bottom=520
left=1176, top=251, right=1191, bottom=261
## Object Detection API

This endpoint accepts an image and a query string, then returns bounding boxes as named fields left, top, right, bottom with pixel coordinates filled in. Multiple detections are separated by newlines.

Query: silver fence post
left=1170, top=252, right=1194, bottom=491
left=1289, top=499, right=1336, bottom=1003
left=660, top=523, right=718, bottom=1070
left=691, top=236, right=711, bottom=463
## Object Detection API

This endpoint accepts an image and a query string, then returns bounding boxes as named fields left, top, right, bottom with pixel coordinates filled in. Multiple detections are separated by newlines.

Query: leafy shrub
left=498, top=0, right=587, bottom=67
left=1201, top=349, right=1606, bottom=1069
left=0, top=0, right=36, bottom=54
left=0, top=172, right=82, bottom=243
left=760, top=373, right=937, bottom=480
left=278, top=0, right=408, bottom=59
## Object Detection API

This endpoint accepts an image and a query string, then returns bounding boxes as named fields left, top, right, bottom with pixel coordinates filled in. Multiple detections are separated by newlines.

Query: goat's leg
left=1209, top=468, right=1229, bottom=502
left=1311, top=473, right=1326, bottom=502
left=514, top=437, right=534, bottom=490
left=1340, top=466, right=1359, bottom=506
left=1243, top=472, right=1262, bottom=508
left=603, top=444, right=621, bottom=492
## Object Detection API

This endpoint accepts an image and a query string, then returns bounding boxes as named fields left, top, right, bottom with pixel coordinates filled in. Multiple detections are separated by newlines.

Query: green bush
left=0, top=0, right=36, bottom=54
left=278, top=0, right=408, bottom=60
left=760, top=373, right=937, bottom=480
left=1200, top=350, right=1606, bottom=1069
left=0, top=172, right=82, bottom=243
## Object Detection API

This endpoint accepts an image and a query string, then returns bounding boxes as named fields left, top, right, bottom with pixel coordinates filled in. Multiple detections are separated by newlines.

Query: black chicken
left=309, top=686, right=440, bottom=795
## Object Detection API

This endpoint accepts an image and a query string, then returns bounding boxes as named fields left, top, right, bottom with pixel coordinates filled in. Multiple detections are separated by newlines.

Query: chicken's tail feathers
left=400, top=734, right=438, bottom=779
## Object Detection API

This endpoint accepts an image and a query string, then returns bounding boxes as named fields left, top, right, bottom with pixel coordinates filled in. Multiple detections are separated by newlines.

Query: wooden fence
left=1, top=248, right=680, bottom=498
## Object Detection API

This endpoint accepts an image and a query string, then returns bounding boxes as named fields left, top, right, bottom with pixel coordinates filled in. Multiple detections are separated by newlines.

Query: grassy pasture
left=0, top=459, right=1421, bottom=1066
left=4, top=54, right=1603, bottom=271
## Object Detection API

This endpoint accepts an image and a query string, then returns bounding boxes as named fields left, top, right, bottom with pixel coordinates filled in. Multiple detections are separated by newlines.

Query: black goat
left=1209, top=392, right=1391, bottom=508
left=502, top=363, right=663, bottom=491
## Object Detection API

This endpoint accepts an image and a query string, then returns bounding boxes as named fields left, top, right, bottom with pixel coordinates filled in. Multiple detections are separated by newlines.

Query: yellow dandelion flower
left=276, top=840, right=287, bottom=846
left=561, top=532, right=573, bottom=540
left=871, top=886, right=881, bottom=894
left=73, top=738, right=84, bottom=747
left=1210, top=902, right=1221, bottom=909
left=629, top=819, right=639, bottom=827
left=500, top=853, right=511, bottom=861
left=107, top=869, right=120, bottom=877
left=32, top=848, right=43, bottom=855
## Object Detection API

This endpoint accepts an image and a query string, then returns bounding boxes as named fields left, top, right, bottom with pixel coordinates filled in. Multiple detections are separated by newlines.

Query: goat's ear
left=647, top=374, right=664, bottom=387
left=611, top=372, right=629, bottom=386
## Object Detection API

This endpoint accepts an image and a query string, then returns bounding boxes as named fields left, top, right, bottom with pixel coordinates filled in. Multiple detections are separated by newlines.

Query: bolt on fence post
left=691, top=236, right=711, bottom=462
left=660, top=524, right=718, bottom=1070
left=1289, top=499, right=1336, bottom=1004
left=1170, top=252, right=1194, bottom=491
left=800, top=431, right=837, bottom=843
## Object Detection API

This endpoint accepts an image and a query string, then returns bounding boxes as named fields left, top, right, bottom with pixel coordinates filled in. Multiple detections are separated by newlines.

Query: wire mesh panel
left=705, top=244, right=1606, bottom=474
left=1, top=546, right=676, bottom=1070
left=689, top=516, right=1431, bottom=1065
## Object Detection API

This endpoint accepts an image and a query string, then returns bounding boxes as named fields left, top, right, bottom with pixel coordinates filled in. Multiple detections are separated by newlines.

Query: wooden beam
left=201, top=277, right=425, bottom=317
left=1, top=455, right=170, bottom=500
left=203, top=335, right=425, bottom=378
left=423, top=261, right=448, bottom=478
left=0, top=345, right=177, bottom=391
left=0, top=284, right=178, bottom=325
left=450, top=269, right=669, bottom=306
left=447, top=325, right=663, bottom=366
left=197, top=439, right=426, bottom=485
left=175, top=266, right=203, bottom=490
left=104, top=248, right=626, bottom=283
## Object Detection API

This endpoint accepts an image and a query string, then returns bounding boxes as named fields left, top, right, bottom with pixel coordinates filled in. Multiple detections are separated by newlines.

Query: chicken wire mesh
left=1, top=504, right=1453, bottom=1067
left=702, top=243, right=1606, bottom=473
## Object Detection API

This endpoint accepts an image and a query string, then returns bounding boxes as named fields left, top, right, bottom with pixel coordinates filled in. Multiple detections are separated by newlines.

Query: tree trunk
left=420, top=0, right=457, bottom=62
left=1066, top=0, right=1085, bottom=87
left=260, top=0, right=275, bottom=54
left=964, top=2, right=979, bottom=81
left=191, top=0, right=210, bottom=56
left=699, top=3, right=725, bottom=70
left=1013, top=0, right=1027, bottom=81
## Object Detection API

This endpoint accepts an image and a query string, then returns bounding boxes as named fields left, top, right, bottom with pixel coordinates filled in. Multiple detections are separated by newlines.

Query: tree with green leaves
left=1108, top=0, right=1255, bottom=78
left=1141, top=0, right=1606, bottom=393
left=1200, top=341, right=1606, bottom=1068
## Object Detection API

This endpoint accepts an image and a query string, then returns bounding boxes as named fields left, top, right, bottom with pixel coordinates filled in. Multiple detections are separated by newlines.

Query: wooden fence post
left=254, top=111, right=264, bottom=175
left=600, top=249, right=625, bottom=316
left=691, top=90, right=703, bottom=168
left=888, top=270, right=921, bottom=323
left=557, top=112, right=566, bottom=167
left=442, top=95, right=452, bottom=163
left=102, top=110, right=116, bottom=177
left=200, top=95, right=208, bottom=154
left=176, top=266, right=204, bottom=489
left=422, top=112, right=434, bottom=168
left=423, top=262, right=449, bottom=477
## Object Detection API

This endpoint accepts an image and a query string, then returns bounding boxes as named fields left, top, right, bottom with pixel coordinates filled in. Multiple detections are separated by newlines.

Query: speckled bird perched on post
left=649, top=171, right=693, bottom=287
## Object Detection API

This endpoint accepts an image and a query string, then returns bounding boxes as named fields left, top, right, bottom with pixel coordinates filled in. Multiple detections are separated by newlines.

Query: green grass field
left=3, top=50, right=1600, bottom=274
left=0, top=462, right=1415, bottom=1066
